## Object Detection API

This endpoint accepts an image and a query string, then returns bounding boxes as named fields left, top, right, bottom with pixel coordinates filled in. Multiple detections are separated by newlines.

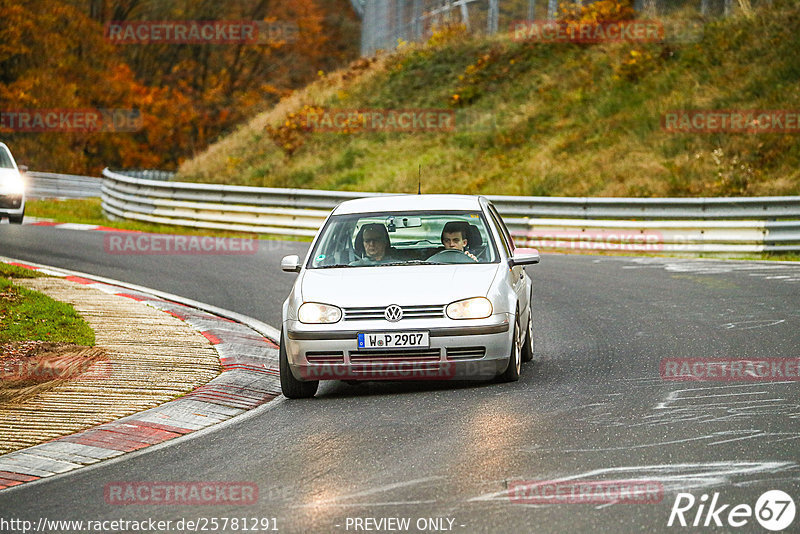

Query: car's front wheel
left=499, top=312, right=521, bottom=382
left=8, top=209, right=23, bottom=224
left=521, top=305, right=534, bottom=363
left=279, top=330, right=318, bottom=399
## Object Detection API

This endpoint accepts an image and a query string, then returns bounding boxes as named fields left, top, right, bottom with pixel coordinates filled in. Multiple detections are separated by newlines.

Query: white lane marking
left=708, top=432, right=768, bottom=446
left=721, top=319, right=786, bottom=329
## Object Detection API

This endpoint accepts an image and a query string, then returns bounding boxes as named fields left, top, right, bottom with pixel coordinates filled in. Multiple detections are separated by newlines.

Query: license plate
left=357, top=331, right=429, bottom=349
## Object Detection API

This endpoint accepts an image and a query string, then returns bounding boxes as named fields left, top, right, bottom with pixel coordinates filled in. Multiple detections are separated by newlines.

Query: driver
left=438, top=221, right=477, bottom=261
left=350, top=223, right=395, bottom=265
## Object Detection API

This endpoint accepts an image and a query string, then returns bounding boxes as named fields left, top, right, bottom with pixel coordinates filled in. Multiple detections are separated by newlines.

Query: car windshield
left=307, top=211, right=499, bottom=268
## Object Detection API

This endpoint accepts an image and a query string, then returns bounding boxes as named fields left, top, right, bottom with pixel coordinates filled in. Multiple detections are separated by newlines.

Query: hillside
left=178, top=1, right=800, bottom=198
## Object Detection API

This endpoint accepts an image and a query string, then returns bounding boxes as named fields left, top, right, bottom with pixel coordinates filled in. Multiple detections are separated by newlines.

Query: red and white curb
left=0, top=257, right=282, bottom=491
left=3, top=218, right=132, bottom=232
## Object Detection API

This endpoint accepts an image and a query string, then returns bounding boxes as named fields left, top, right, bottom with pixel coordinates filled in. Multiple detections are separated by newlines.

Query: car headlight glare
left=446, top=297, right=493, bottom=320
left=1, top=177, right=24, bottom=195
left=298, top=302, right=342, bottom=324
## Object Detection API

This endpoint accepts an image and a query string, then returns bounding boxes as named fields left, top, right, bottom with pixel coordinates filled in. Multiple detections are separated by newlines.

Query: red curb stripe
left=62, top=434, right=148, bottom=452
left=222, top=364, right=279, bottom=375
left=98, top=422, right=183, bottom=442
left=64, top=275, right=95, bottom=285
left=201, top=331, right=222, bottom=345
left=63, top=428, right=157, bottom=448
left=124, top=420, right=193, bottom=435
left=28, top=221, right=59, bottom=226
left=0, top=471, right=39, bottom=482
left=0, top=479, right=23, bottom=488
left=94, top=226, right=140, bottom=232
left=114, top=293, right=145, bottom=301
left=165, top=310, right=187, bottom=320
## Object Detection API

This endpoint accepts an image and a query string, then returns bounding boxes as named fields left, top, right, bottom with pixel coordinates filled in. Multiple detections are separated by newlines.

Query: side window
left=0, top=147, right=14, bottom=169
left=487, top=206, right=513, bottom=257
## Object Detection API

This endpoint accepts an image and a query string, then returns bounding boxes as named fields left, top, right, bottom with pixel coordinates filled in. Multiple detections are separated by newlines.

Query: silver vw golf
left=279, top=194, right=539, bottom=398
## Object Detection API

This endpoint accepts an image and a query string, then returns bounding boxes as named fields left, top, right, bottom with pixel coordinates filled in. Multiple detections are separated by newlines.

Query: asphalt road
left=1, top=224, right=799, bottom=533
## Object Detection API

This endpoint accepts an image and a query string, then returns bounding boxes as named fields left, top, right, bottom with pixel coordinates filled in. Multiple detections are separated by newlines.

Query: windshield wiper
left=376, top=260, right=436, bottom=267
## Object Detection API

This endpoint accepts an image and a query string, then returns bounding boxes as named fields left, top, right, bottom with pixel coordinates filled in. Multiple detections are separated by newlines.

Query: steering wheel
left=428, top=249, right=478, bottom=264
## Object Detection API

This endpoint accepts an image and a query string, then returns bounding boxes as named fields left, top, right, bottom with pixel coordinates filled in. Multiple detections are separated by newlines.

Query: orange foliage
left=559, top=0, right=638, bottom=24
left=0, top=0, right=358, bottom=174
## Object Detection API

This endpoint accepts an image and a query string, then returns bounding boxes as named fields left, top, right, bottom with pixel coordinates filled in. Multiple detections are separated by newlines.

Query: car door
left=486, top=204, right=529, bottom=318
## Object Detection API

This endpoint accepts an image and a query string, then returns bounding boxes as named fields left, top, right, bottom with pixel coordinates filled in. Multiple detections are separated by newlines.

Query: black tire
left=521, top=306, right=534, bottom=363
left=499, top=312, right=521, bottom=382
left=9, top=209, right=23, bottom=225
left=279, top=330, right=318, bottom=399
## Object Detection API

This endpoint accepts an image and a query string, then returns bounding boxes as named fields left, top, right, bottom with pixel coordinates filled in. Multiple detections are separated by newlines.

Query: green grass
left=0, top=265, right=95, bottom=345
left=177, top=1, right=800, bottom=198
left=0, top=264, right=46, bottom=279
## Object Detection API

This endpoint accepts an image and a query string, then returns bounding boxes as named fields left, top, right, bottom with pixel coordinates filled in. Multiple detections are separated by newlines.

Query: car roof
left=331, top=194, right=486, bottom=215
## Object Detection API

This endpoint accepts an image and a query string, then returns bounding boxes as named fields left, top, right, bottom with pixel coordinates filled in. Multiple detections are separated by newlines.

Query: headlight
left=298, top=302, right=342, bottom=324
left=446, top=297, right=493, bottom=320
left=1, top=176, right=24, bottom=195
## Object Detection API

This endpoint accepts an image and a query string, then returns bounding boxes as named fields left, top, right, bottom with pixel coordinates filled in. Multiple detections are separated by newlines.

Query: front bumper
left=284, top=314, right=513, bottom=381
left=0, top=193, right=24, bottom=213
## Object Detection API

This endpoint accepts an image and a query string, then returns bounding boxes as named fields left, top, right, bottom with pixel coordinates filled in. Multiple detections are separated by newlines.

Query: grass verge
left=179, top=1, right=800, bottom=198
left=0, top=264, right=94, bottom=345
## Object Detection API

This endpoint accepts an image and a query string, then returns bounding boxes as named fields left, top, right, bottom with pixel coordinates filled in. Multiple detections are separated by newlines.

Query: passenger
left=350, top=223, right=395, bottom=265
left=438, top=221, right=478, bottom=261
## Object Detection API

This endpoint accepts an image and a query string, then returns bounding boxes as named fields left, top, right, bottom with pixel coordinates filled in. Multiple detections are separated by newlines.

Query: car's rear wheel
left=522, top=304, right=534, bottom=363
left=499, top=311, right=521, bottom=382
left=279, top=330, right=318, bottom=399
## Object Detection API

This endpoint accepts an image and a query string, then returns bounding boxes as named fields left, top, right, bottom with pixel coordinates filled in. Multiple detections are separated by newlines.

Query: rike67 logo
left=668, top=490, right=795, bottom=531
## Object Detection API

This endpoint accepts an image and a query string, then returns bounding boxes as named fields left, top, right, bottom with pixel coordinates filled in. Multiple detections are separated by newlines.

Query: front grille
left=349, top=348, right=441, bottom=362
left=344, top=305, right=445, bottom=321
left=446, top=347, right=486, bottom=360
left=305, top=351, right=344, bottom=363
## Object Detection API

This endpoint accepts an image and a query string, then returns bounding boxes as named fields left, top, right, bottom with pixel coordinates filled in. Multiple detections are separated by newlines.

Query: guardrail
left=26, top=171, right=103, bottom=199
left=101, top=168, right=800, bottom=253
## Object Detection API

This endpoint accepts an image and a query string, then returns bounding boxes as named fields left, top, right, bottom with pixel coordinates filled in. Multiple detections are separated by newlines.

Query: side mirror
left=508, top=247, right=540, bottom=267
left=18, top=165, right=28, bottom=174
left=281, top=255, right=301, bottom=273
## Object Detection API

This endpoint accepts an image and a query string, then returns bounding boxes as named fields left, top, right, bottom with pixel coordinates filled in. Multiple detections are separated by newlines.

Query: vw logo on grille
left=384, top=304, right=403, bottom=322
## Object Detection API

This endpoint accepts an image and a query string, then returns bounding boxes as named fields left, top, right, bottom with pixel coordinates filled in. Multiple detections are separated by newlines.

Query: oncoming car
left=0, top=142, right=25, bottom=224
left=279, top=195, right=539, bottom=399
